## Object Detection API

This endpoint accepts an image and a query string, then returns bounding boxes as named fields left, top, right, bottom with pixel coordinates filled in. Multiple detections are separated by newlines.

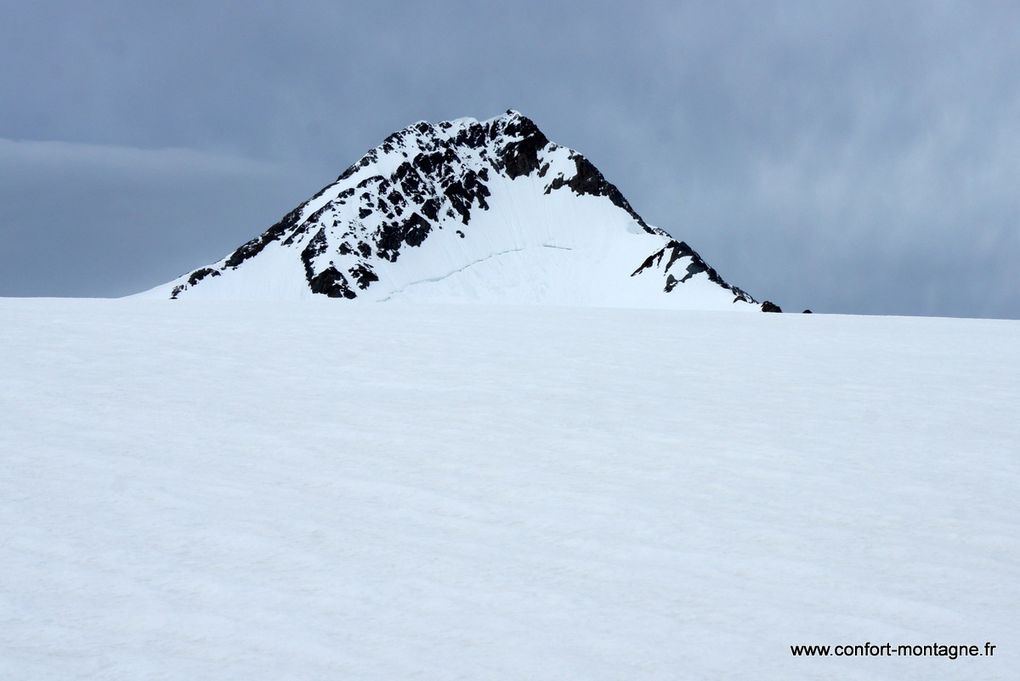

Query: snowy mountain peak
left=152, top=111, right=770, bottom=310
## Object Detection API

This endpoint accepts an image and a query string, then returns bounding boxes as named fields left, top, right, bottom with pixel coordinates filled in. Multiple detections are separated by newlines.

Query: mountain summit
left=151, top=110, right=773, bottom=310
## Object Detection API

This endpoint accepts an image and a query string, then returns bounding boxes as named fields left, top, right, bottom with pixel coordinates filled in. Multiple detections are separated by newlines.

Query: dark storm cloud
left=2, top=0, right=1018, bottom=317
left=0, top=139, right=323, bottom=296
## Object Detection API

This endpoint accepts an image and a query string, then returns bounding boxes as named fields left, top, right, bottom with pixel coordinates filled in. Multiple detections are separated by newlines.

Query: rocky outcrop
left=161, top=110, right=774, bottom=310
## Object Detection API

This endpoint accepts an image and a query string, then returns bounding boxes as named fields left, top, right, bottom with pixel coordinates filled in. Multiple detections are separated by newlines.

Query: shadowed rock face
left=170, top=267, right=220, bottom=299
left=545, top=152, right=651, bottom=232
left=164, top=110, right=774, bottom=308
left=631, top=240, right=756, bottom=305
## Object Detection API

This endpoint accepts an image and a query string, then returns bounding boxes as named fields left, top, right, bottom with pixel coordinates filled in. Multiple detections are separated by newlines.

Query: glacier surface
left=1, top=299, right=1018, bottom=679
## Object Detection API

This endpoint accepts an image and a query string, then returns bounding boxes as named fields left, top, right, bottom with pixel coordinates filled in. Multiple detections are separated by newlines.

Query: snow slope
left=2, top=299, right=1018, bottom=680
left=144, top=111, right=764, bottom=310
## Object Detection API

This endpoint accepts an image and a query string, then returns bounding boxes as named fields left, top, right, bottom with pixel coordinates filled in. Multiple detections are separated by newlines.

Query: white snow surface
left=2, top=299, right=1018, bottom=679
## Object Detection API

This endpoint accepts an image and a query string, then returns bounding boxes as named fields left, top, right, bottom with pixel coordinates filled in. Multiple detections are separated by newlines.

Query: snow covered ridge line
left=153, top=110, right=783, bottom=311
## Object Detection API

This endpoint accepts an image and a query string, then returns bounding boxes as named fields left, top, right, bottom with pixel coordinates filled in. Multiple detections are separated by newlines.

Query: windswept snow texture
left=2, top=299, right=1019, bottom=680
left=147, top=111, right=757, bottom=309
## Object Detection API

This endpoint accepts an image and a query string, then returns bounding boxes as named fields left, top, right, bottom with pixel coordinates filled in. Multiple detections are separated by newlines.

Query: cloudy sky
left=2, top=0, right=1018, bottom=317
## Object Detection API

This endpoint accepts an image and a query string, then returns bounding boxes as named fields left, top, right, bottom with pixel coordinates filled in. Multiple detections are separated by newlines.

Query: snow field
left=1, top=299, right=1018, bottom=679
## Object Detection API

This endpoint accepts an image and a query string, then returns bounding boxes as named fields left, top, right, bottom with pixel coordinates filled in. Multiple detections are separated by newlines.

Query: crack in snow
left=377, top=247, right=528, bottom=301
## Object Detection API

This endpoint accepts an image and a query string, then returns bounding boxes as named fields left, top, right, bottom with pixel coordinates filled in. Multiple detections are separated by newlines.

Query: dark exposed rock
left=336, top=150, right=378, bottom=182
left=632, top=240, right=756, bottom=304
left=300, top=228, right=328, bottom=266
left=401, top=212, right=432, bottom=247
left=413, top=148, right=458, bottom=177
left=387, top=190, right=405, bottom=209
left=307, top=267, right=357, bottom=298
left=337, top=163, right=359, bottom=181
left=224, top=204, right=303, bottom=268
left=684, top=259, right=709, bottom=281
left=300, top=228, right=357, bottom=298
left=349, top=264, right=379, bottom=289
left=496, top=113, right=550, bottom=179
left=761, top=301, right=782, bottom=313
left=452, top=123, right=488, bottom=150
left=444, top=169, right=491, bottom=224
left=421, top=198, right=441, bottom=222
left=633, top=249, right=664, bottom=273
left=803, top=309, right=813, bottom=314
left=393, top=161, right=425, bottom=197
left=356, top=175, right=384, bottom=190
left=166, top=268, right=220, bottom=297
left=187, top=268, right=220, bottom=287
left=633, top=240, right=692, bottom=277
left=376, top=212, right=432, bottom=260
left=545, top=152, right=654, bottom=234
